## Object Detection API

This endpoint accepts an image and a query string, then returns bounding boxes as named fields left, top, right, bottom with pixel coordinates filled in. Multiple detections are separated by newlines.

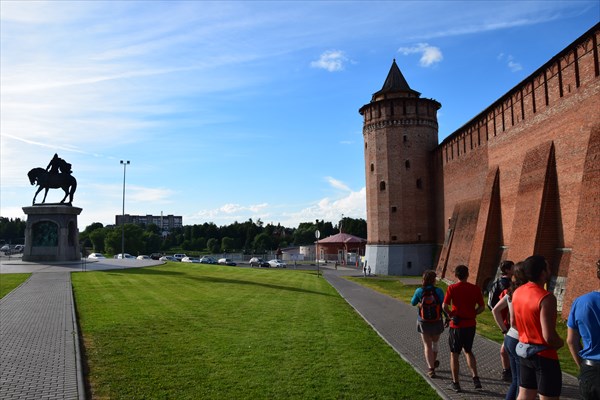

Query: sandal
left=427, top=368, right=436, bottom=378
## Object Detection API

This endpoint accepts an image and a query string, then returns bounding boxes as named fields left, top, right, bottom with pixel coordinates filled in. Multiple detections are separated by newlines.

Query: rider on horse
left=46, top=153, right=72, bottom=175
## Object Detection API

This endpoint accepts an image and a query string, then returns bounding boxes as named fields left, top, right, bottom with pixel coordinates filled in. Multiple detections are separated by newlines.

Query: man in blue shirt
left=567, top=259, right=600, bottom=400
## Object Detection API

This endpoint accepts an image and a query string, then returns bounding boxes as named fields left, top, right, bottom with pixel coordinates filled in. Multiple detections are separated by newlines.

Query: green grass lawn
left=347, top=276, right=579, bottom=376
left=72, top=264, right=440, bottom=399
left=0, top=273, right=30, bottom=298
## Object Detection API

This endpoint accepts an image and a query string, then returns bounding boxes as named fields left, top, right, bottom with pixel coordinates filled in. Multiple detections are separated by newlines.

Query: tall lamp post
left=120, top=160, right=130, bottom=259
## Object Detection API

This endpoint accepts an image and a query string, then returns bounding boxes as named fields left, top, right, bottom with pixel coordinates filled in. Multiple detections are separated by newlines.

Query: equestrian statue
left=28, top=153, right=77, bottom=205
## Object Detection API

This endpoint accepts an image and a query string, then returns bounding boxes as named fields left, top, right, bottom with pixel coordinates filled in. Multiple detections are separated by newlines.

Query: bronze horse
left=28, top=168, right=77, bottom=205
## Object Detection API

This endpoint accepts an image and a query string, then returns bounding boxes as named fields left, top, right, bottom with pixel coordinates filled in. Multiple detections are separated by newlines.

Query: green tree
left=253, top=233, right=272, bottom=253
left=89, top=228, right=106, bottom=252
left=221, top=237, right=234, bottom=253
left=207, top=238, right=219, bottom=253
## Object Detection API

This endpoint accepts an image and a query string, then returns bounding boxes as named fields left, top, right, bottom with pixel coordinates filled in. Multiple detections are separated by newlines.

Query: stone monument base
left=22, top=205, right=82, bottom=262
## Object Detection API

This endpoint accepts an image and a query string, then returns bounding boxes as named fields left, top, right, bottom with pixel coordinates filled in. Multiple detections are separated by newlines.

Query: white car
left=115, top=253, right=135, bottom=259
left=268, top=259, right=286, bottom=268
left=87, top=253, right=106, bottom=259
left=159, top=255, right=177, bottom=262
left=181, top=256, right=200, bottom=263
left=173, top=253, right=187, bottom=261
left=218, top=258, right=237, bottom=266
left=137, top=255, right=150, bottom=260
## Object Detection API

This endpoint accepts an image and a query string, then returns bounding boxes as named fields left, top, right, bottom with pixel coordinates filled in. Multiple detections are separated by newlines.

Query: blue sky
left=1, top=1, right=598, bottom=229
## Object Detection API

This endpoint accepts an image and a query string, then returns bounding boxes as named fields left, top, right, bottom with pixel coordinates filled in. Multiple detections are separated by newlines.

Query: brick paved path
left=324, top=267, right=581, bottom=400
left=0, top=272, right=84, bottom=400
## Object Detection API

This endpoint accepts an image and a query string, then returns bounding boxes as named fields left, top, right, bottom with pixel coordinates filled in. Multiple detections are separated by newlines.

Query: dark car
left=249, top=257, right=270, bottom=267
left=150, top=253, right=162, bottom=260
left=218, top=258, right=237, bottom=266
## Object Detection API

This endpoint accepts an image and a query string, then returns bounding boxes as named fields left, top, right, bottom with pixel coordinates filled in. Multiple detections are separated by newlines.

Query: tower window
left=379, top=181, right=386, bottom=191
left=391, top=235, right=397, bottom=241
left=407, top=261, right=412, bottom=269
left=391, top=206, right=397, bottom=212
left=416, top=178, right=422, bottom=189
left=405, top=160, right=410, bottom=169
left=365, top=142, right=368, bottom=149
left=370, top=163, right=374, bottom=172
left=403, top=135, right=408, bottom=143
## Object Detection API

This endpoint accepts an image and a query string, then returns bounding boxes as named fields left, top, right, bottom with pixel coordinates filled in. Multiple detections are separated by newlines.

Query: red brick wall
left=433, top=25, right=600, bottom=315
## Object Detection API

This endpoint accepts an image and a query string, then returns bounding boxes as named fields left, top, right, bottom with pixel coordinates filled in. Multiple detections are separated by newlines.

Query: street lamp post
left=120, top=160, right=130, bottom=259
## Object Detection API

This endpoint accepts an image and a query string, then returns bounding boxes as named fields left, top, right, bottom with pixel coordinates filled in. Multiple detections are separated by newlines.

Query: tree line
left=0, top=216, right=367, bottom=256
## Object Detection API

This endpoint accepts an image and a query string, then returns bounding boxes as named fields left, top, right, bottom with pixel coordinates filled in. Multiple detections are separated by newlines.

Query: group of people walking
left=410, top=256, right=600, bottom=400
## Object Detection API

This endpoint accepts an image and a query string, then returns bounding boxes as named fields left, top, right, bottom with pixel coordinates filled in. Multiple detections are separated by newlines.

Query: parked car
left=249, top=257, right=269, bottom=267
left=199, top=256, right=217, bottom=264
left=115, top=253, right=135, bottom=259
left=181, top=256, right=200, bottom=263
left=150, top=253, right=162, bottom=260
left=159, top=255, right=176, bottom=262
left=173, top=253, right=187, bottom=261
left=137, top=255, right=150, bottom=260
left=268, top=259, right=287, bottom=268
left=0, top=244, right=9, bottom=252
left=87, top=253, right=106, bottom=259
left=14, top=244, right=24, bottom=253
left=218, top=258, right=237, bottom=266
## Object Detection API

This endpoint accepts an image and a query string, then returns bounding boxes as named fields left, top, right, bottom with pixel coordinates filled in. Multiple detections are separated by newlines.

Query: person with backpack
left=492, top=262, right=526, bottom=400
left=411, top=269, right=446, bottom=378
left=488, top=260, right=515, bottom=382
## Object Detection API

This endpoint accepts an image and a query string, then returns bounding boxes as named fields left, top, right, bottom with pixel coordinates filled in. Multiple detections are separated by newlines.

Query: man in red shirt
left=512, top=255, right=564, bottom=400
left=443, top=265, right=486, bottom=392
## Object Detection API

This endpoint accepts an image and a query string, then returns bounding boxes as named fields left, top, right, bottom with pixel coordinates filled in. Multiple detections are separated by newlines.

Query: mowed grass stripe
left=72, top=264, right=439, bottom=399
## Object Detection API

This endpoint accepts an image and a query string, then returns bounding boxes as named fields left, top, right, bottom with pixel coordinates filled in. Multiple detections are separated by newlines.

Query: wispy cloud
left=310, top=50, right=348, bottom=72
left=498, top=53, right=523, bottom=72
left=325, top=176, right=351, bottom=192
left=398, top=43, right=443, bottom=67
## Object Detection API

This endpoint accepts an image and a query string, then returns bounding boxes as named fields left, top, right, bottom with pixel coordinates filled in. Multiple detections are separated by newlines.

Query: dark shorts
left=579, top=362, right=600, bottom=400
left=519, top=354, right=562, bottom=397
left=448, top=326, right=476, bottom=353
left=417, top=319, right=444, bottom=336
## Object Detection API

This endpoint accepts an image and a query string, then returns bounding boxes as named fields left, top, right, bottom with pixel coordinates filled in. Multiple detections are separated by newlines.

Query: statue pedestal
left=22, top=205, right=83, bottom=262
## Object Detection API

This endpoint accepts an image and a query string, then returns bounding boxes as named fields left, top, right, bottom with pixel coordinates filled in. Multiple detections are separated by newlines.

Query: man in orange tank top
left=512, top=255, right=564, bottom=400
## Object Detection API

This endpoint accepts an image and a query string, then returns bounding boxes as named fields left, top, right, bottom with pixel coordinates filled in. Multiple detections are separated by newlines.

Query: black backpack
left=488, top=276, right=510, bottom=310
left=420, top=287, right=441, bottom=321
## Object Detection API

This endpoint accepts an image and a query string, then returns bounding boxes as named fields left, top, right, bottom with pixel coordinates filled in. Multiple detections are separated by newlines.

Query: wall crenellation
left=438, top=27, right=599, bottom=165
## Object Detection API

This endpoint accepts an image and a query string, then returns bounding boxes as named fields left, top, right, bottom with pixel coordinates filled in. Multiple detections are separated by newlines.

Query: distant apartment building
left=115, top=214, right=183, bottom=231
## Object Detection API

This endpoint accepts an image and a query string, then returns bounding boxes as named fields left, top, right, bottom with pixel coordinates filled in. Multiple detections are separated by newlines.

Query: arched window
left=370, top=163, right=374, bottom=172
left=379, top=181, right=386, bottom=191
left=405, top=160, right=410, bottom=169
left=416, top=178, right=422, bottom=189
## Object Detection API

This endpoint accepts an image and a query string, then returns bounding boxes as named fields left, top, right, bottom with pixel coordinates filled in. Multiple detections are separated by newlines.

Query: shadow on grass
left=100, top=266, right=185, bottom=276
left=187, top=274, right=337, bottom=297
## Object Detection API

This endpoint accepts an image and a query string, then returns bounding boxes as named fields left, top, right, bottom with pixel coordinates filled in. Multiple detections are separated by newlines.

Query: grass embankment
left=72, top=264, right=439, bottom=399
left=346, top=276, right=578, bottom=376
left=0, top=273, right=30, bottom=298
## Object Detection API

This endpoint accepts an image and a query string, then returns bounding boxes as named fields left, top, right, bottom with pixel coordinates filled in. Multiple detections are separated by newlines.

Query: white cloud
left=325, top=176, right=351, bottom=192
left=310, top=50, right=348, bottom=72
left=398, top=43, right=443, bottom=67
left=497, top=53, right=523, bottom=72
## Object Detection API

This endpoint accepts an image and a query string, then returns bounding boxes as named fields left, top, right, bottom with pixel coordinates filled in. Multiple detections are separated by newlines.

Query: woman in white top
left=492, top=262, right=526, bottom=400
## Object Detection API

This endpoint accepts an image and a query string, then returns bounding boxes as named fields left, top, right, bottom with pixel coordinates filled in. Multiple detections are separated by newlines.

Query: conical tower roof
left=372, top=59, right=420, bottom=99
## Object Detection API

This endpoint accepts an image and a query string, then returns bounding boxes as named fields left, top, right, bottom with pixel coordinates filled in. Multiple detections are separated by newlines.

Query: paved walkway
left=323, top=267, right=581, bottom=400
left=0, top=260, right=581, bottom=399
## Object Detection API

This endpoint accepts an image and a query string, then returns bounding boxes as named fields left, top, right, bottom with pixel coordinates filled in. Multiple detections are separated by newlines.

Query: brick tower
left=359, top=60, right=441, bottom=275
